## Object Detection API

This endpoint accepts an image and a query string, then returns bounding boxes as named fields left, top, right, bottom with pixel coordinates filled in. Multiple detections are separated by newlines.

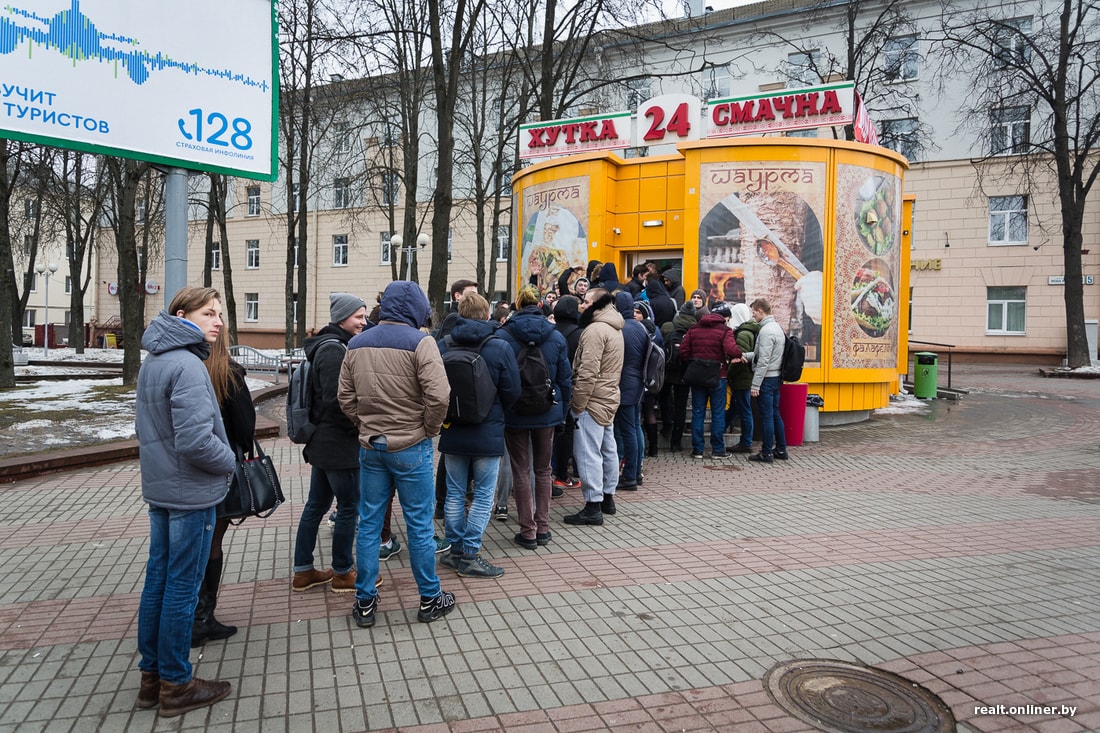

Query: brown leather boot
left=135, top=670, right=159, bottom=709
left=158, top=677, right=232, bottom=717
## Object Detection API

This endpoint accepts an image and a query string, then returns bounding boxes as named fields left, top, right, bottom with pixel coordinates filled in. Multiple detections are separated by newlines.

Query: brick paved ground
left=0, top=363, right=1097, bottom=732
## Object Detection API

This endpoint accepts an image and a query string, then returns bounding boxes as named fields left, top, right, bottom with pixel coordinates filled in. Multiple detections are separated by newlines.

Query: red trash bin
left=778, top=382, right=808, bottom=447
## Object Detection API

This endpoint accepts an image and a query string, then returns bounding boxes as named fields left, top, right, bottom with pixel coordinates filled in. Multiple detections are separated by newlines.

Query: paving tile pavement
left=1, top=363, right=1098, bottom=732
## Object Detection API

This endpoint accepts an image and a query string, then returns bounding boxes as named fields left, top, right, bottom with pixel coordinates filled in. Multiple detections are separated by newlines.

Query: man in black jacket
left=292, top=293, right=367, bottom=594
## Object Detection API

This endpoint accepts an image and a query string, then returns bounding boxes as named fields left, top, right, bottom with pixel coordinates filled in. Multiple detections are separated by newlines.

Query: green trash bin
left=913, top=352, right=938, bottom=398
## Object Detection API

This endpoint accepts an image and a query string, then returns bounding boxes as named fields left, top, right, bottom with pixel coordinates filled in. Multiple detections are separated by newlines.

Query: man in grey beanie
left=292, top=292, right=369, bottom=594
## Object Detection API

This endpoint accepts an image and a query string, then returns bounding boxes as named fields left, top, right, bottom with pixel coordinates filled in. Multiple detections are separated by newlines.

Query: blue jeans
left=355, top=438, right=440, bottom=601
left=613, top=402, right=642, bottom=482
left=691, top=378, right=727, bottom=454
left=293, top=466, right=359, bottom=574
left=758, top=376, right=786, bottom=455
left=732, top=389, right=753, bottom=448
left=444, top=454, right=500, bottom=556
left=138, top=506, right=215, bottom=684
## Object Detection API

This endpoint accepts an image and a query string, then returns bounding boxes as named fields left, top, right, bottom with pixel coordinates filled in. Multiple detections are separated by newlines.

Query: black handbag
left=682, top=358, right=722, bottom=390
left=217, top=440, right=285, bottom=522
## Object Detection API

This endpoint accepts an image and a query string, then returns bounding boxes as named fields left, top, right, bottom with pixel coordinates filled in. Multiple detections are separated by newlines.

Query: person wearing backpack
left=660, top=301, right=699, bottom=452
left=747, top=298, right=788, bottom=464
left=291, top=293, right=367, bottom=594
left=727, top=303, right=760, bottom=454
left=614, top=291, right=648, bottom=491
left=499, top=287, right=572, bottom=549
left=679, top=301, right=742, bottom=459
left=435, top=293, right=520, bottom=578
left=550, top=295, right=583, bottom=494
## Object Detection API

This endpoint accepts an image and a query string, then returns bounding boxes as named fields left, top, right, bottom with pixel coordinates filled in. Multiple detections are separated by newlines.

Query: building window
left=989, top=196, right=1028, bottom=244
left=333, top=122, right=352, bottom=153
left=884, top=35, right=919, bottom=81
left=380, top=231, right=392, bottom=265
left=495, top=226, right=509, bottom=261
left=381, top=172, right=399, bottom=207
left=27, top=271, right=36, bottom=293
left=293, top=238, right=299, bottom=269
left=289, top=183, right=301, bottom=211
left=63, top=310, right=70, bottom=326
left=986, top=286, right=1026, bottom=334
left=23, top=310, right=35, bottom=327
left=334, top=177, right=353, bottom=208
left=994, top=17, right=1032, bottom=68
left=136, top=197, right=146, bottom=223
left=25, top=198, right=38, bottom=219
left=247, top=186, right=261, bottom=216
left=787, top=128, right=818, bottom=139
left=245, top=293, right=259, bottom=322
left=787, top=51, right=819, bottom=87
left=881, top=118, right=920, bottom=161
left=626, top=77, right=650, bottom=108
left=64, top=276, right=71, bottom=294
left=210, top=241, right=221, bottom=271
left=333, top=234, right=349, bottom=266
left=246, top=239, right=260, bottom=268
left=991, top=106, right=1030, bottom=155
left=705, top=65, right=732, bottom=100
left=23, top=235, right=32, bottom=255
left=447, top=229, right=453, bottom=263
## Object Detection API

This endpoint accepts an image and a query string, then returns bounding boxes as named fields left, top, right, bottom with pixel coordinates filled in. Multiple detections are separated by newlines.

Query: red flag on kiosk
left=853, top=90, right=879, bottom=145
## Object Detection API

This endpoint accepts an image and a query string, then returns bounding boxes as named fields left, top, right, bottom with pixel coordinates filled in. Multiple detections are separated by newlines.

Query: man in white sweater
left=748, top=299, right=788, bottom=463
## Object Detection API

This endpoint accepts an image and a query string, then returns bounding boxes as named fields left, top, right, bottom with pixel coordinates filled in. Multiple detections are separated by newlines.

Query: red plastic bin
left=778, top=382, right=808, bottom=447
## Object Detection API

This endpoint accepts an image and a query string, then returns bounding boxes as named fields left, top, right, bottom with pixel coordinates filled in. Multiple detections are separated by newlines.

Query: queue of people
left=132, top=267, right=788, bottom=717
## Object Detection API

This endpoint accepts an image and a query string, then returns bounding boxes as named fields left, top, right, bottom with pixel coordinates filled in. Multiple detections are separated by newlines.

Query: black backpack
left=665, top=327, right=689, bottom=383
left=642, top=335, right=666, bottom=396
left=780, top=334, right=806, bottom=382
left=511, top=329, right=556, bottom=415
left=441, top=334, right=498, bottom=424
left=286, top=339, right=344, bottom=444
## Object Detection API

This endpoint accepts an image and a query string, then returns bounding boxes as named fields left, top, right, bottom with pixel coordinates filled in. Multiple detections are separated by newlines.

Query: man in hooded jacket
left=613, top=291, right=649, bottom=491
left=661, top=268, right=686, bottom=307
left=643, top=273, right=676, bottom=328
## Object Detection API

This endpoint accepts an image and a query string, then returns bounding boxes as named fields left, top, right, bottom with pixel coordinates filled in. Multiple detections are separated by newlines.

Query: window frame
left=881, top=117, right=920, bottom=161
left=786, top=50, right=820, bottom=87
left=993, top=17, right=1032, bottom=69
left=986, top=286, right=1026, bottom=335
left=380, top=231, right=393, bottom=265
left=381, top=171, right=399, bottom=207
left=210, top=241, right=221, bottom=271
left=333, top=177, right=353, bottom=209
left=883, top=35, right=919, bottom=82
left=332, top=234, right=349, bottom=267
left=495, top=225, right=509, bottom=262
left=245, top=293, right=259, bottom=322
left=990, top=106, right=1030, bottom=156
left=988, top=195, right=1028, bottom=245
left=246, top=186, right=261, bottom=216
left=246, top=239, right=260, bottom=269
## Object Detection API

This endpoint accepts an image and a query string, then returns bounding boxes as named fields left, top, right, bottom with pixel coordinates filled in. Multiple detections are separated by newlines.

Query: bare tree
left=936, top=0, right=1099, bottom=367
left=0, top=138, right=29, bottom=387
left=200, top=174, right=241, bottom=344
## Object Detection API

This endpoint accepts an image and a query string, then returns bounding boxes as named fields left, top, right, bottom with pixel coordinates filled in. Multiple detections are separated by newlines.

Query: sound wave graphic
left=0, top=1, right=270, bottom=91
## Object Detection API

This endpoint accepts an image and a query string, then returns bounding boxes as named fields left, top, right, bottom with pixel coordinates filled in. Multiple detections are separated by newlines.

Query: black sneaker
left=418, top=592, right=456, bottom=623
left=513, top=533, right=538, bottom=550
left=774, top=451, right=789, bottom=460
left=439, top=552, right=463, bottom=571
left=691, top=451, right=704, bottom=459
left=353, top=596, right=377, bottom=628
left=615, top=479, right=638, bottom=491
left=457, top=555, right=504, bottom=579
left=494, top=506, right=509, bottom=521
left=536, top=531, right=552, bottom=546
left=729, top=444, right=753, bottom=454
left=748, top=452, right=774, bottom=463
left=551, top=485, right=564, bottom=498
left=601, top=493, right=617, bottom=515
left=564, top=503, right=604, bottom=526
left=712, top=451, right=729, bottom=458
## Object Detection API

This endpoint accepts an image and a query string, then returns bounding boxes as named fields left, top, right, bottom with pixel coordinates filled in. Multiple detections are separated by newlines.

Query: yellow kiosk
left=512, top=138, right=912, bottom=422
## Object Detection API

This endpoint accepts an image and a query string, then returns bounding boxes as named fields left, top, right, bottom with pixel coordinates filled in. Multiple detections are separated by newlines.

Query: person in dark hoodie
left=661, top=267, right=686, bottom=307
left=596, top=261, right=625, bottom=292
left=436, top=293, right=521, bottom=578
left=660, top=301, right=699, bottom=452
left=613, top=291, right=649, bottom=490
left=643, top=272, right=676, bottom=328
left=557, top=266, right=584, bottom=302
left=499, top=286, right=572, bottom=549
left=135, top=286, right=236, bottom=716
left=339, top=281, right=455, bottom=627
left=551, top=295, right=583, bottom=492
left=680, top=301, right=743, bottom=458
left=292, top=293, right=369, bottom=595
left=633, top=300, right=664, bottom=459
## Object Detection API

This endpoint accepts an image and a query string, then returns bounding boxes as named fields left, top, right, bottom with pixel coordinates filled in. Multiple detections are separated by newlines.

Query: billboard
left=0, top=0, right=278, bottom=180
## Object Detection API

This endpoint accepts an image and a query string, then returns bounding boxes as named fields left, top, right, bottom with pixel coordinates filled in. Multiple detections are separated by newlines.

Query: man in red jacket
left=679, top=301, right=742, bottom=459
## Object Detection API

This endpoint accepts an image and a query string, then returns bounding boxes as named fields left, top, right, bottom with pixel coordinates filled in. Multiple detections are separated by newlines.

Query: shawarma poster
left=698, top=161, right=826, bottom=365
left=519, top=177, right=590, bottom=294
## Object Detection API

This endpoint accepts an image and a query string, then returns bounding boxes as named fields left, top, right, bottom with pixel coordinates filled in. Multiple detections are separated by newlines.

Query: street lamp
left=390, top=233, right=430, bottom=281
left=34, top=262, right=59, bottom=357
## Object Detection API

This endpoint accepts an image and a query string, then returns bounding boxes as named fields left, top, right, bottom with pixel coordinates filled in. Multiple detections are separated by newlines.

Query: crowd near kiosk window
left=246, top=239, right=260, bottom=269
left=245, top=293, right=259, bottom=322
left=334, top=177, right=353, bottom=209
left=495, top=225, right=509, bottom=261
left=380, top=231, right=392, bottom=265
left=210, top=241, right=221, bottom=271
left=881, top=118, right=920, bottom=161
left=993, top=17, right=1032, bottom=67
left=988, top=196, right=1028, bottom=244
left=991, top=106, right=1030, bottom=155
left=884, top=35, right=919, bottom=81
left=247, top=186, right=261, bottom=216
left=333, top=234, right=349, bottom=266
left=787, top=51, right=820, bottom=86
left=986, top=286, right=1026, bottom=335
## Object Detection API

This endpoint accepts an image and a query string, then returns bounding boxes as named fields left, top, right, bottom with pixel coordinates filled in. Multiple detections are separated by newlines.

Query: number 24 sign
left=637, top=94, right=701, bottom=146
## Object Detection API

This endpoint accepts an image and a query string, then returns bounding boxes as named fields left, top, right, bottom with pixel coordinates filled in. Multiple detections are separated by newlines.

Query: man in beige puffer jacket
left=565, top=288, right=624, bottom=526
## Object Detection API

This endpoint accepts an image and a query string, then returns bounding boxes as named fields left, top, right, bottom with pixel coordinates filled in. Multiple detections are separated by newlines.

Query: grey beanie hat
left=678, top=301, right=696, bottom=316
left=329, top=292, right=366, bottom=324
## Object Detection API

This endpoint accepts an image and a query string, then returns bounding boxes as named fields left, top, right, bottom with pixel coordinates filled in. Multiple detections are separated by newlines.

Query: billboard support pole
left=164, top=168, right=189, bottom=308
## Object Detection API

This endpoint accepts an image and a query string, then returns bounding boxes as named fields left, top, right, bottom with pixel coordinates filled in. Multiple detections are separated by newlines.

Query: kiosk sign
left=519, top=112, right=633, bottom=159
left=706, top=82, right=855, bottom=138
left=0, top=0, right=278, bottom=180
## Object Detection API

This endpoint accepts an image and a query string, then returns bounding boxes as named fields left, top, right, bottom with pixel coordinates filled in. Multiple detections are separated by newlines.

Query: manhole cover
left=764, top=659, right=955, bottom=733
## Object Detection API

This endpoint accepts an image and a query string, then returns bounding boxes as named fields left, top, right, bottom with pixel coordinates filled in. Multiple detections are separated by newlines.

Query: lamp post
left=390, top=233, right=430, bottom=281
left=34, top=262, right=58, bottom=357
